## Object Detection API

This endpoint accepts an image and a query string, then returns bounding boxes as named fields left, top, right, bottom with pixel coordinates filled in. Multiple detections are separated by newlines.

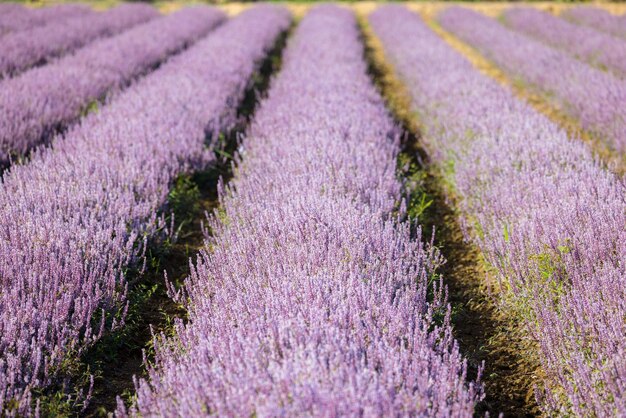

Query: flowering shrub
left=439, top=7, right=626, bottom=154
left=370, top=6, right=626, bottom=416
left=0, top=6, right=289, bottom=415
left=0, top=6, right=225, bottom=166
left=0, top=4, right=158, bottom=79
left=124, top=6, right=480, bottom=417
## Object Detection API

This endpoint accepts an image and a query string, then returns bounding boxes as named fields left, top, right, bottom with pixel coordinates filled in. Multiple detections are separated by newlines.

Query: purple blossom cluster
left=438, top=7, right=626, bottom=154
left=0, top=4, right=90, bottom=37
left=370, top=6, right=626, bottom=415
left=563, top=6, right=626, bottom=39
left=0, top=4, right=159, bottom=79
left=0, top=6, right=225, bottom=167
left=503, top=7, right=626, bottom=79
left=0, top=5, right=289, bottom=415
left=0, top=3, right=25, bottom=14
left=122, top=6, right=481, bottom=417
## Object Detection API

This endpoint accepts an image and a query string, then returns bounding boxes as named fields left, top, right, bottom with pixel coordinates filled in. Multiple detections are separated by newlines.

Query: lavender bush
left=0, top=5, right=290, bottom=416
left=370, top=6, right=626, bottom=415
left=563, top=6, right=626, bottom=39
left=438, top=7, right=626, bottom=154
left=0, top=3, right=25, bottom=14
left=122, top=6, right=481, bottom=417
left=503, top=7, right=626, bottom=79
left=0, top=4, right=90, bottom=37
left=0, top=4, right=158, bottom=79
left=0, top=6, right=225, bottom=168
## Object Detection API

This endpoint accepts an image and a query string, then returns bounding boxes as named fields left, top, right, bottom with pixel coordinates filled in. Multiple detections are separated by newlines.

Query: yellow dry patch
left=155, top=1, right=251, bottom=15
left=159, top=2, right=309, bottom=20
left=153, top=2, right=183, bottom=14
left=282, top=3, right=312, bottom=20
left=351, top=2, right=380, bottom=16
left=218, top=3, right=253, bottom=16
left=408, top=2, right=626, bottom=16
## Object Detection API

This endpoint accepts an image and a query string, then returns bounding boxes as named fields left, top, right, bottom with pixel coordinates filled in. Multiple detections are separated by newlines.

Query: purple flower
left=439, top=7, right=626, bottom=154
left=503, top=7, right=626, bottom=79
left=0, top=6, right=290, bottom=415
left=0, top=6, right=225, bottom=166
left=370, top=5, right=626, bottom=415
left=0, top=4, right=90, bottom=37
left=563, top=6, right=626, bottom=40
left=123, top=6, right=480, bottom=417
left=0, top=4, right=159, bottom=79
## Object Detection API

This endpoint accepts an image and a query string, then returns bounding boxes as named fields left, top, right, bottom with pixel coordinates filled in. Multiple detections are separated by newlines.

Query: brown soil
left=423, top=181, right=543, bottom=418
left=359, top=13, right=543, bottom=417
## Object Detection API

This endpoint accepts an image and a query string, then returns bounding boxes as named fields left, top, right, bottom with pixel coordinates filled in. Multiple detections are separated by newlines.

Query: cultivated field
left=0, top=1, right=625, bottom=416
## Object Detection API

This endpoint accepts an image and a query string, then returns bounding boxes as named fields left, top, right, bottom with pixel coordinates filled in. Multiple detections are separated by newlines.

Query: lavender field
left=0, top=1, right=624, bottom=417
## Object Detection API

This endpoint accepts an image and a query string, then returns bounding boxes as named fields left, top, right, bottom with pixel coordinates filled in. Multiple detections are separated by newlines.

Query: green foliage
left=168, top=175, right=201, bottom=225
left=525, top=241, right=573, bottom=319
left=31, top=390, right=76, bottom=417
left=473, top=220, right=485, bottom=241
left=409, top=191, right=433, bottom=221
left=532, top=241, right=572, bottom=283
left=398, top=152, right=434, bottom=224
left=80, top=100, right=99, bottom=118
left=30, top=346, right=95, bottom=418
left=502, top=222, right=510, bottom=243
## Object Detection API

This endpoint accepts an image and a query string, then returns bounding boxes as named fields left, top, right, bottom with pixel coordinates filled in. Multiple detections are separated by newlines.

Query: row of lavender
left=0, top=3, right=158, bottom=79
left=370, top=6, right=626, bottom=416
left=0, top=6, right=225, bottom=167
left=120, top=6, right=481, bottom=416
left=0, top=3, right=89, bottom=36
left=0, top=3, right=24, bottom=14
left=438, top=8, right=626, bottom=155
left=563, top=6, right=626, bottom=39
left=502, top=7, right=626, bottom=79
left=0, top=6, right=290, bottom=416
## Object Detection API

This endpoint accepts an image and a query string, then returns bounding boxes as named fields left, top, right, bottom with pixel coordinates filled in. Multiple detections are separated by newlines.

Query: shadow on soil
left=359, top=16, right=540, bottom=418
